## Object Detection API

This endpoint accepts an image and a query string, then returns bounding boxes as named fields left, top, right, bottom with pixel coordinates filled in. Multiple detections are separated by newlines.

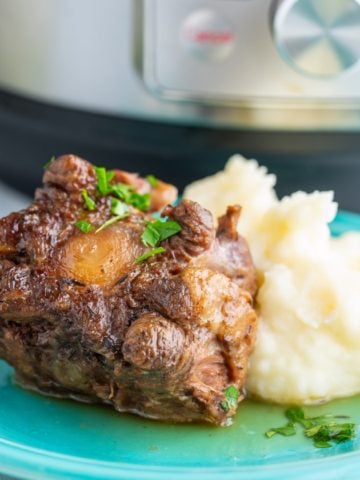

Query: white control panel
left=143, top=0, right=360, bottom=104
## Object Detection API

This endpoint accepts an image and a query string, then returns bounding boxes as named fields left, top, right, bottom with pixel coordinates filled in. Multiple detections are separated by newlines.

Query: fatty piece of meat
left=0, top=155, right=257, bottom=425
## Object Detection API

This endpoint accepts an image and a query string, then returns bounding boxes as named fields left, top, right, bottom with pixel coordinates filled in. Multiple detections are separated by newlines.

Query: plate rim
left=1, top=435, right=360, bottom=480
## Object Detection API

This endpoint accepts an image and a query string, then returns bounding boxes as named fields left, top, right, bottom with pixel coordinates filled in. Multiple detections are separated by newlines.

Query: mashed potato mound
left=185, top=155, right=360, bottom=405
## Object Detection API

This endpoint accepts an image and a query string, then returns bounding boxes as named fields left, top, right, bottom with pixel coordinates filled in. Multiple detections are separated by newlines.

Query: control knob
left=271, top=0, right=360, bottom=77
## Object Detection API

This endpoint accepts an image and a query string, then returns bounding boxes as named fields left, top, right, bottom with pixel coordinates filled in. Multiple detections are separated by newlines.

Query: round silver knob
left=271, top=0, right=360, bottom=77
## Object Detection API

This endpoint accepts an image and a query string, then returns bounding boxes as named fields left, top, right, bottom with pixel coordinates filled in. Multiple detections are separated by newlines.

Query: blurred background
left=0, top=0, right=359, bottom=217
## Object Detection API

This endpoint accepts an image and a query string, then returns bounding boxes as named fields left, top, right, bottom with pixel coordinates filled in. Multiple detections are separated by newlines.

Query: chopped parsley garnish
left=137, top=219, right=182, bottom=265
left=265, top=423, right=296, bottom=438
left=111, top=183, right=150, bottom=212
left=76, top=165, right=180, bottom=256
left=141, top=220, right=182, bottom=248
left=265, top=407, right=356, bottom=448
left=111, top=198, right=129, bottom=217
left=94, top=166, right=151, bottom=212
left=285, top=406, right=305, bottom=424
left=95, top=214, right=129, bottom=234
left=220, top=385, right=240, bottom=412
left=136, top=247, right=166, bottom=264
left=106, top=170, right=115, bottom=183
left=94, top=166, right=114, bottom=196
left=146, top=174, right=158, bottom=188
left=129, top=192, right=151, bottom=212
left=141, top=222, right=160, bottom=247
left=81, top=189, right=96, bottom=211
left=111, top=182, right=134, bottom=202
left=75, top=220, right=93, bottom=233
left=305, top=422, right=356, bottom=448
left=43, top=155, right=56, bottom=169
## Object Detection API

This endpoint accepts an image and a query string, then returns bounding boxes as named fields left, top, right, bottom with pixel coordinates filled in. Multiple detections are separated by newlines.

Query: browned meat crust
left=0, top=155, right=257, bottom=425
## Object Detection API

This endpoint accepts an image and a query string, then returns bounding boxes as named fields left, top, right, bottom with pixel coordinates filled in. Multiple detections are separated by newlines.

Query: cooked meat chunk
left=0, top=155, right=257, bottom=425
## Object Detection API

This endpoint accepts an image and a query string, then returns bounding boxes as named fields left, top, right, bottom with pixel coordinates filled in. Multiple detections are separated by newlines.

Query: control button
left=180, top=9, right=235, bottom=62
left=271, top=0, right=360, bottom=77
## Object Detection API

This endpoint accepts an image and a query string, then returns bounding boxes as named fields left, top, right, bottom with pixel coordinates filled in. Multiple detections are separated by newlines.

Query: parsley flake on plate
left=265, top=423, right=296, bottom=438
left=265, top=407, right=356, bottom=448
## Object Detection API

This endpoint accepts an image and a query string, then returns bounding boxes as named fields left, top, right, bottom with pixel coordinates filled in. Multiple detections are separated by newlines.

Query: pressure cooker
left=0, top=0, right=359, bottom=211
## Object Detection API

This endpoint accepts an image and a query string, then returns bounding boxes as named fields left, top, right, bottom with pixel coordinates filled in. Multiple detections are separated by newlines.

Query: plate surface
left=1, top=211, right=360, bottom=480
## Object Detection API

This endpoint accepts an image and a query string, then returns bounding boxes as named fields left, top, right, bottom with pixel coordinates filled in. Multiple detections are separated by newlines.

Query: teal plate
left=1, top=211, right=360, bottom=480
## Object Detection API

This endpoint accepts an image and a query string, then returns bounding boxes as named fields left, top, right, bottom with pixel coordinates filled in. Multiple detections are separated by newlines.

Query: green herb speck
left=220, top=385, right=240, bottom=413
left=81, top=189, right=96, bottom=211
left=265, top=407, right=356, bottom=449
left=136, top=247, right=166, bottom=264
left=75, top=220, right=93, bottom=233
left=146, top=174, right=158, bottom=188
left=43, top=156, right=56, bottom=169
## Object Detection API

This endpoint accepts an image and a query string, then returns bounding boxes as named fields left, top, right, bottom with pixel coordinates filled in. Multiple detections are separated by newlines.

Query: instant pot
left=0, top=0, right=359, bottom=211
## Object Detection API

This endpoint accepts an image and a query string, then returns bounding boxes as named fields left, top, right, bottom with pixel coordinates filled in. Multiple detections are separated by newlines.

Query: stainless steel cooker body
left=0, top=0, right=360, bottom=131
